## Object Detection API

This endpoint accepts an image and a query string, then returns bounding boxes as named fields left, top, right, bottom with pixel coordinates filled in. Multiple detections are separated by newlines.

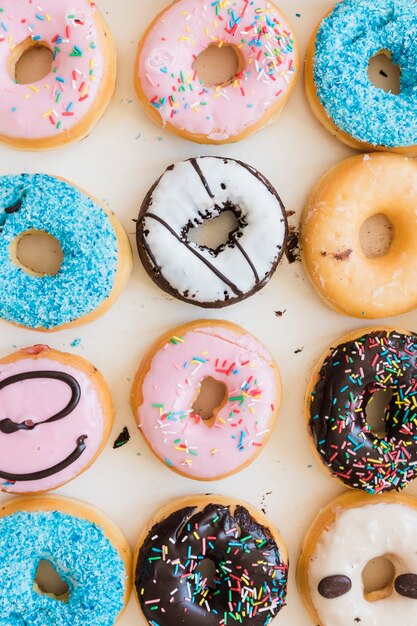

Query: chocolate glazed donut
left=135, top=501, right=288, bottom=625
left=136, top=157, right=288, bottom=308
left=308, top=328, right=417, bottom=494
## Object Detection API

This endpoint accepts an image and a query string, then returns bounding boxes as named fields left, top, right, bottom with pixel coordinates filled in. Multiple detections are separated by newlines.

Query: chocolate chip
left=113, top=427, right=130, bottom=449
left=318, top=575, right=352, bottom=598
left=395, top=574, right=417, bottom=598
left=4, top=200, right=22, bottom=214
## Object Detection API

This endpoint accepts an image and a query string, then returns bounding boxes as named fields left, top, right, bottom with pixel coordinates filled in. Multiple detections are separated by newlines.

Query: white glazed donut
left=136, top=157, right=288, bottom=308
left=297, top=492, right=417, bottom=626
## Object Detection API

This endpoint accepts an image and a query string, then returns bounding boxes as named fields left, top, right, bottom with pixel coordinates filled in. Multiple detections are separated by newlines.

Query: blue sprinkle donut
left=0, top=496, right=131, bottom=626
left=0, top=174, right=132, bottom=331
left=306, top=0, right=417, bottom=154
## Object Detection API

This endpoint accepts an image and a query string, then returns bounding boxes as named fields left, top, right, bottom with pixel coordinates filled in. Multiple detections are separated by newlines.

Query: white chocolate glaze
left=139, top=157, right=287, bottom=305
left=309, top=503, right=417, bottom=626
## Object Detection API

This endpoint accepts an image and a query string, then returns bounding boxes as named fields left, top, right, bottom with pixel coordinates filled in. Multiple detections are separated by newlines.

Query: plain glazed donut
left=137, top=157, right=288, bottom=308
left=0, top=0, right=116, bottom=150
left=0, top=344, right=114, bottom=495
left=297, top=491, right=417, bottom=626
left=305, top=0, right=417, bottom=156
left=306, top=327, right=417, bottom=494
left=0, top=173, right=132, bottom=331
left=135, top=0, right=298, bottom=144
left=134, top=495, right=289, bottom=626
left=301, top=153, right=417, bottom=319
left=0, top=495, right=131, bottom=625
left=130, top=320, right=281, bottom=480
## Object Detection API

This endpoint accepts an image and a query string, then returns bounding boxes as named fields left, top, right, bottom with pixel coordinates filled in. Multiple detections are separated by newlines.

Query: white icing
left=140, top=157, right=286, bottom=304
left=308, top=503, right=417, bottom=626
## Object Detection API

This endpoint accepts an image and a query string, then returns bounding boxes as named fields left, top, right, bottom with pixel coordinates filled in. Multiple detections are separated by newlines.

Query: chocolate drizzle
left=136, top=157, right=288, bottom=309
left=0, top=435, right=87, bottom=482
left=0, top=371, right=81, bottom=434
left=190, top=158, right=214, bottom=198
left=4, top=200, right=22, bottom=215
left=143, top=213, right=244, bottom=297
left=309, top=330, right=417, bottom=493
left=136, top=503, right=288, bottom=626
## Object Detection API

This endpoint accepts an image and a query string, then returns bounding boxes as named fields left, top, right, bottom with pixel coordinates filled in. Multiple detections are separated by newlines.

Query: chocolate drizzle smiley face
left=0, top=345, right=113, bottom=493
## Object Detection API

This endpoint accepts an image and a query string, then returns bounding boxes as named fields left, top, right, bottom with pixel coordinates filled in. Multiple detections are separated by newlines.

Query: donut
left=306, top=327, right=417, bottom=495
left=0, top=173, right=132, bottom=331
left=0, top=0, right=116, bottom=150
left=131, top=320, right=280, bottom=480
left=137, top=157, right=288, bottom=308
left=0, top=344, right=114, bottom=494
left=135, top=0, right=298, bottom=144
left=305, top=0, right=417, bottom=155
left=0, top=495, right=131, bottom=625
left=300, top=153, right=417, bottom=319
left=297, top=491, right=417, bottom=626
left=134, top=495, right=289, bottom=625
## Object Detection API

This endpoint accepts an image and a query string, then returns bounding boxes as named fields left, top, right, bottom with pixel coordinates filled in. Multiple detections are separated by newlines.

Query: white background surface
left=1, top=1, right=416, bottom=624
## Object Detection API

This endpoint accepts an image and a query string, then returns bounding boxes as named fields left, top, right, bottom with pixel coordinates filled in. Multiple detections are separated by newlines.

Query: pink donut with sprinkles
left=131, top=320, right=281, bottom=480
left=0, top=0, right=116, bottom=150
left=135, top=0, right=299, bottom=144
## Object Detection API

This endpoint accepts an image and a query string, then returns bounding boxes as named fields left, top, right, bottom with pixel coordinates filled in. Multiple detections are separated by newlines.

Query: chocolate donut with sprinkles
left=135, top=0, right=298, bottom=144
left=134, top=495, right=289, bottom=626
left=306, top=327, right=417, bottom=494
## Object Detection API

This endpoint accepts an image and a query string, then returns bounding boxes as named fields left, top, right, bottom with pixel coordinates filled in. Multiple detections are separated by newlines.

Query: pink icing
left=0, top=356, right=105, bottom=492
left=138, top=0, right=296, bottom=140
left=0, top=0, right=105, bottom=140
left=137, top=326, right=278, bottom=479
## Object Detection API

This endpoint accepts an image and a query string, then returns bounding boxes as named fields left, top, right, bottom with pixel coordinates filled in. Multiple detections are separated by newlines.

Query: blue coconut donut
left=306, top=0, right=417, bottom=155
left=0, top=174, right=132, bottom=331
left=0, top=496, right=131, bottom=626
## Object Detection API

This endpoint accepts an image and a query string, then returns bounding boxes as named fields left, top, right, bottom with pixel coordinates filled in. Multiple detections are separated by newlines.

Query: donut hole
left=359, top=214, right=394, bottom=259
left=365, top=387, right=393, bottom=438
left=34, top=559, right=70, bottom=603
left=193, top=44, right=243, bottom=87
left=9, top=39, right=54, bottom=85
left=368, top=51, right=401, bottom=95
left=197, top=558, right=217, bottom=589
left=187, top=210, right=240, bottom=252
left=13, top=230, right=64, bottom=277
left=362, top=555, right=395, bottom=602
left=192, top=376, right=228, bottom=427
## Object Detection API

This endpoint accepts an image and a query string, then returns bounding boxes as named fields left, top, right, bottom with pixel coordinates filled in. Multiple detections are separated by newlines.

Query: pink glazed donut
left=135, top=0, right=299, bottom=144
left=0, top=345, right=114, bottom=494
left=0, top=0, right=116, bottom=150
left=131, top=320, right=281, bottom=480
